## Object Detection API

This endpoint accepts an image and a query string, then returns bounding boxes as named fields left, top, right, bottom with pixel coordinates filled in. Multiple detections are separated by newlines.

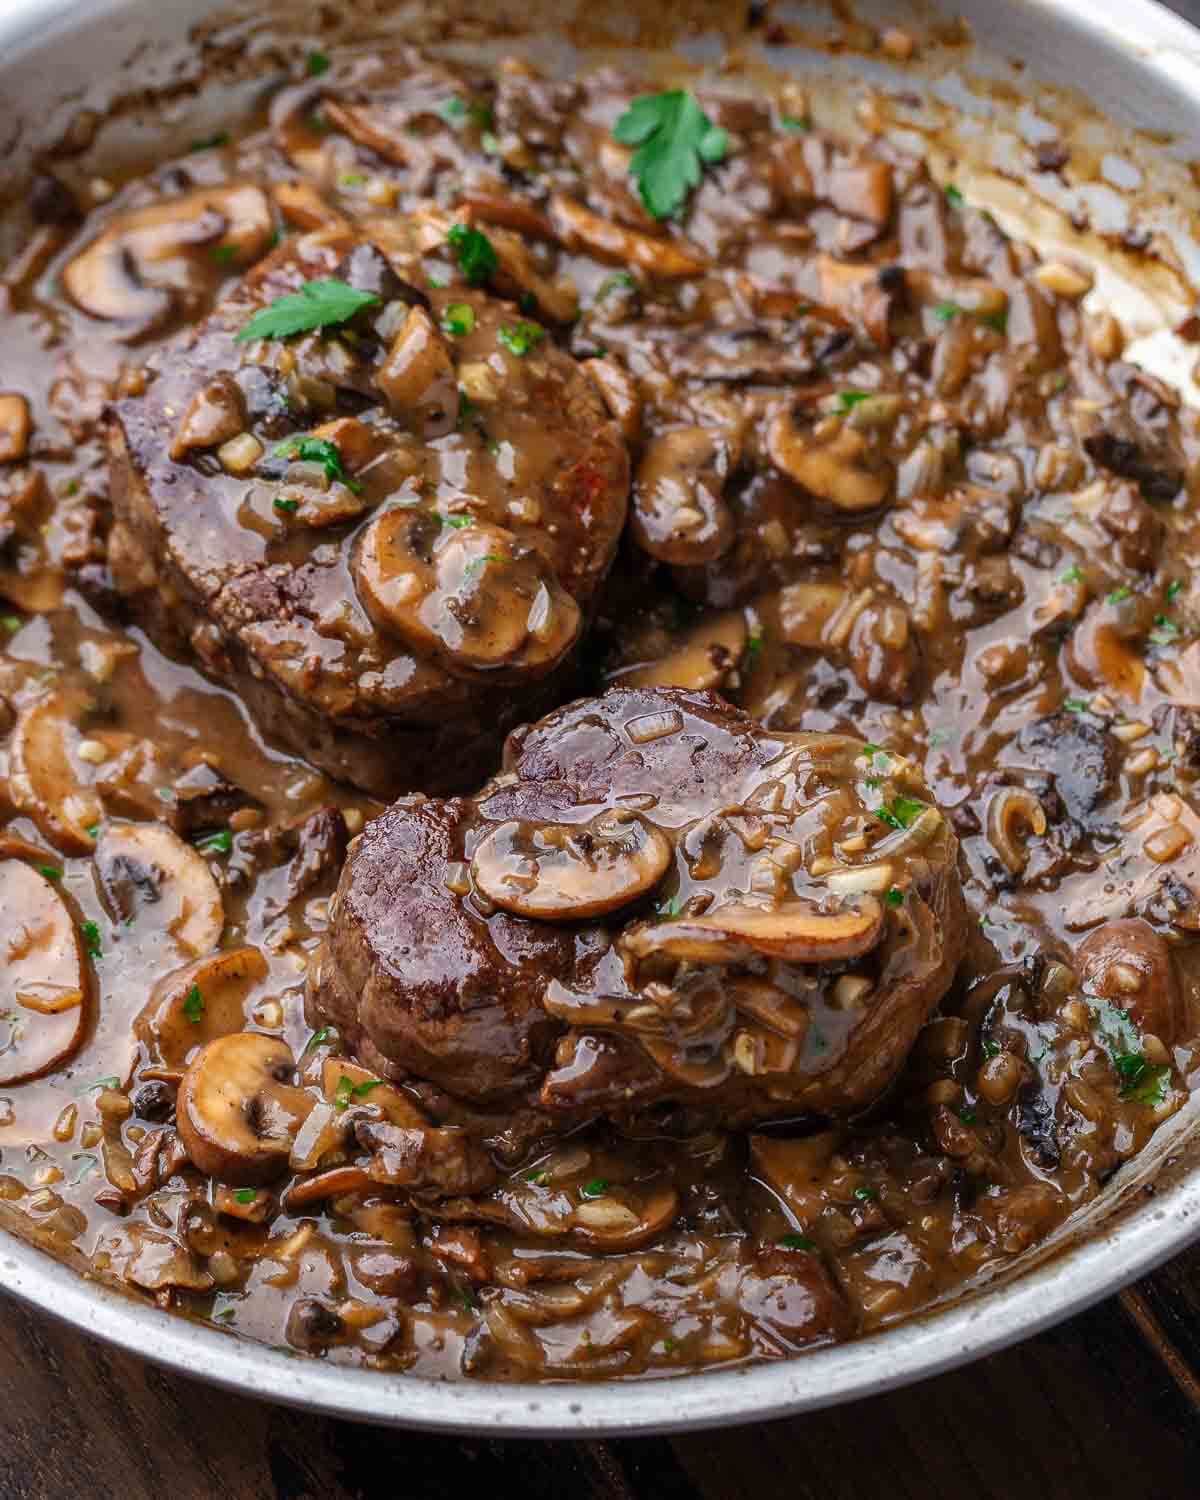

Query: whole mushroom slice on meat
left=433, top=1177, right=681, bottom=1252
left=0, top=860, right=89, bottom=1085
left=177, top=1033, right=314, bottom=1185
left=354, top=509, right=581, bottom=679
left=471, top=811, right=672, bottom=921
left=62, top=184, right=274, bottom=337
left=93, top=822, right=224, bottom=957
left=624, top=896, right=884, bottom=965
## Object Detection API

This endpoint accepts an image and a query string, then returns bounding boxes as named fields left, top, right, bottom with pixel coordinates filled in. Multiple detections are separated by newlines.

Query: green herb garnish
left=933, top=301, right=964, bottom=322
left=982, top=1040, right=1001, bottom=1059
left=211, top=244, right=238, bottom=265
left=1092, top=1000, right=1170, bottom=1105
left=195, top=829, right=233, bottom=855
left=306, top=50, right=330, bottom=77
left=1167, top=580, right=1183, bottom=603
left=0, top=616, right=21, bottom=633
left=957, top=1107, right=978, bottom=1125
left=778, top=1233, right=816, bottom=1250
left=333, top=1075, right=382, bottom=1110
left=190, top=132, right=229, bottom=152
left=780, top=115, right=811, bottom=132
left=1107, top=585, right=1133, bottom=604
left=81, top=920, right=102, bottom=960
left=441, top=303, right=476, bottom=337
left=745, top=631, right=765, bottom=663
left=234, top=1187, right=258, bottom=1204
left=1063, top=697, right=1090, bottom=715
left=73, top=1075, right=119, bottom=1096
left=885, top=887, right=904, bottom=908
left=339, top=173, right=366, bottom=188
left=497, top=321, right=545, bottom=357
left=612, top=90, right=728, bottom=220
left=447, top=223, right=498, bottom=286
left=877, top=796, right=926, bottom=831
left=183, top=984, right=205, bottom=1024
left=275, top=435, right=361, bottom=492
left=38, top=865, right=62, bottom=882
left=273, top=496, right=300, bottom=515
left=945, top=183, right=965, bottom=207
left=1149, top=615, right=1182, bottom=646
left=980, top=310, right=1008, bottom=334
left=853, top=1187, right=879, bottom=1202
left=579, top=1178, right=610, bottom=1199
left=835, top=390, right=871, bottom=412
left=235, top=279, right=380, bottom=343
left=1061, top=565, right=1083, bottom=584
left=439, top=512, right=474, bottom=530
left=596, top=271, right=637, bottom=300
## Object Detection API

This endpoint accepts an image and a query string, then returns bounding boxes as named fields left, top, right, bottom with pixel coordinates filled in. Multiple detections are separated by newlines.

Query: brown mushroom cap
left=9, top=689, right=104, bottom=856
left=631, top=427, right=737, bottom=565
left=353, top=509, right=581, bottom=680
left=177, top=1033, right=314, bottom=1185
left=471, top=812, right=672, bottom=921
left=624, top=896, right=884, bottom=964
left=767, top=409, right=891, bottom=512
left=94, top=822, right=224, bottom=957
left=0, top=860, right=89, bottom=1086
left=63, top=184, right=273, bottom=337
left=134, top=945, right=269, bottom=1070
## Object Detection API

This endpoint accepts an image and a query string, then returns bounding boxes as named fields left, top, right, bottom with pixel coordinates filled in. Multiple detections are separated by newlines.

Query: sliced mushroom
left=631, top=427, right=737, bottom=565
left=93, top=822, right=224, bottom=957
left=358, top=1116, right=498, bottom=1197
left=625, top=895, right=883, bottom=964
left=0, top=860, right=88, bottom=1085
left=1077, top=918, right=1182, bottom=1045
left=169, top=374, right=246, bottom=462
left=134, top=946, right=269, bottom=1070
left=114, top=1224, right=215, bottom=1294
left=471, top=812, right=672, bottom=921
left=767, top=410, right=891, bottom=512
left=177, top=1033, right=314, bottom=1185
left=273, top=178, right=346, bottom=232
left=550, top=195, right=705, bottom=279
left=484, top=223, right=579, bottom=324
left=353, top=509, right=581, bottom=679
left=0, top=394, right=31, bottom=464
left=373, top=304, right=459, bottom=438
left=9, top=688, right=104, bottom=855
left=583, top=356, right=641, bottom=445
left=619, top=610, right=748, bottom=692
left=569, top=1184, right=679, bottom=1250
left=62, top=184, right=274, bottom=337
left=815, top=254, right=900, bottom=347
left=437, top=1181, right=680, bottom=1252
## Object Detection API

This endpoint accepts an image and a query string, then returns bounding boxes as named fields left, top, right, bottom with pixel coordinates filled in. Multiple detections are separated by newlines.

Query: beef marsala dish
left=0, top=30, right=1198, bottom=1382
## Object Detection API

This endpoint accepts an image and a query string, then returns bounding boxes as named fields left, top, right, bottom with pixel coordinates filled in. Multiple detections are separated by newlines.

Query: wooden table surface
left=7, top=3, right=1200, bottom=1495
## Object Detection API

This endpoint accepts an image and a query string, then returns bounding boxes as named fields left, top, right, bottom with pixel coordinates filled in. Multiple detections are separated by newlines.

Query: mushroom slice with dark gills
left=104, top=219, right=629, bottom=797
left=0, top=860, right=90, bottom=1085
left=353, top=510, right=581, bottom=681
left=308, top=686, right=966, bottom=1128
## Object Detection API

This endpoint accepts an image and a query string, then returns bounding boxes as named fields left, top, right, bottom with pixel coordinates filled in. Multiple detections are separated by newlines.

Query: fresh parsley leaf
left=333, top=1075, right=382, bottom=1110
left=439, top=512, right=474, bottom=530
left=81, top=920, right=102, bottom=960
left=525, top=1169, right=549, bottom=1185
left=853, top=1187, right=879, bottom=1202
left=982, top=1040, right=1001, bottom=1059
left=1167, top=579, right=1183, bottom=603
left=73, top=1075, right=119, bottom=1096
left=779, top=115, right=811, bottom=132
left=1107, top=585, right=1133, bottom=604
left=447, top=223, right=498, bottom=285
left=0, top=615, right=21, bottom=633
left=441, top=303, right=476, bottom=337
left=835, top=390, right=871, bottom=412
left=1149, top=614, right=1182, bottom=646
left=303, top=1027, right=333, bottom=1054
left=234, top=1187, right=258, bottom=1204
left=1090, top=1000, right=1167, bottom=1104
left=933, top=300, right=964, bottom=322
left=612, top=90, right=728, bottom=220
left=579, top=1177, right=610, bottom=1199
left=957, top=1107, right=978, bottom=1125
left=979, top=309, right=1008, bottom=334
left=235, top=279, right=380, bottom=342
left=211, top=244, right=238, bottom=265
left=885, top=887, right=904, bottom=908
left=877, top=796, right=926, bottom=831
left=1122, top=1063, right=1170, bottom=1106
left=778, top=1233, right=816, bottom=1250
left=1061, top=565, right=1084, bottom=584
left=438, top=96, right=492, bottom=131
left=275, top=436, right=361, bottom=491
left=596, top=271, right=637, bottom=300
left=195, top=828, right=233, bottom=855
left=1063, top=697, right=1090, bottom=715
left=497, top=321, right=545, bottom=357
left=190, top=132, right=229, bottom=152
left=306, top=50, right=330, bottom=77
left=38, top=865, right=62, bottom=882
left=745, top=631, right=765, bottom=663
left=945, top=183, right=965, bottom=206
left=183, top=984, right=205, bottom=1024
left=339, top=172, right=366, bottom=188
left=273, top=496, right=299, bottom=515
